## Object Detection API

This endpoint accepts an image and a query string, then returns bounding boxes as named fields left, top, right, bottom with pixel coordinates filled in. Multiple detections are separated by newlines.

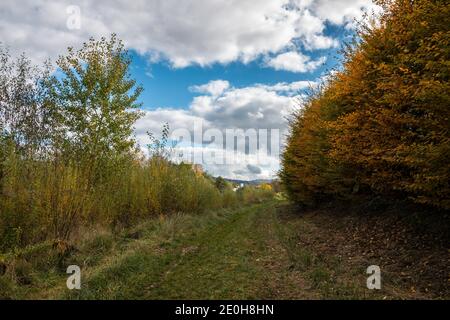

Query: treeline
left=0, top=35, right=273, bottom=253
left=281, top=0, right=449, bottom=210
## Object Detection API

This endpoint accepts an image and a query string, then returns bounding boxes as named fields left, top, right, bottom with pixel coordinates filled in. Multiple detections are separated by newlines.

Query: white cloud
left=169, top=145, right=280, bottom=180
left=292, top=9, right=340, bottom=50
left=266, top=51, right=327, bottom=73
left=138, top=79, right=301, bottom=137
left=135, top=79, right=310, bottom=180
left=0, top=0, right=378, bottom=67
left=189, top=80, right=230, bottom=97
left=256, top=80, right=318, bottom=94
left=134, top=108, right=210, bottom=150
left=189, top=85, right=298, bottom=130
left=310, top=0, right=379, bottom=26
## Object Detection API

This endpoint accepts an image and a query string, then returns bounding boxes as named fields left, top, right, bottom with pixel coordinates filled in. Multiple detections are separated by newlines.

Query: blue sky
left=130, top=23, right=351, bottom=110
left=0, top=0, right=379, bottom=180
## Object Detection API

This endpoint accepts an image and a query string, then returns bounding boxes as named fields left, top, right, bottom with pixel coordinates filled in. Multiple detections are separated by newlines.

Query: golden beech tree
left=281, top=0, right=449, bottom=209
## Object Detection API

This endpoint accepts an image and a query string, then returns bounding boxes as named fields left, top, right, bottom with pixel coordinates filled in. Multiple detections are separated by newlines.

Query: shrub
left=281, top=0, right=450, bottom=210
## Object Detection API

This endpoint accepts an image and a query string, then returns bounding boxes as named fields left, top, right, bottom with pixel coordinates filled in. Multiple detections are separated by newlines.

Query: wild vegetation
left=2, top=199, right=446, bottom=300
left=1, top=0, right=448, bottom=300
left=280, top=0, right=449, bottom=210
left=0, top=35, right=273, bottom=257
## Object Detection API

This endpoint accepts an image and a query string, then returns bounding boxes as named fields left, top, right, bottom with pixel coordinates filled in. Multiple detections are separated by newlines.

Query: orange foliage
left=281, top=0, right=449, bottom=209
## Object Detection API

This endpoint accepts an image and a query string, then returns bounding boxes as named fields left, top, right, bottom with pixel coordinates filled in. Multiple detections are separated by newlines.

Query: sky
left=0, top=0, right=379, bottom=180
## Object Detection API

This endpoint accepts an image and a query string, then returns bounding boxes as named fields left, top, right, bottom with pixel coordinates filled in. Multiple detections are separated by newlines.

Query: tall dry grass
left=0, top=98, right=273, bottom=253
left=0, top=149, right=272, bottom=253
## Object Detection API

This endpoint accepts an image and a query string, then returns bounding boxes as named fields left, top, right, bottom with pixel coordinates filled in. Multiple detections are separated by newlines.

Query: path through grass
left=3, top=200, right=399, bottom=299
left=59, top=201, right=309, bottom=299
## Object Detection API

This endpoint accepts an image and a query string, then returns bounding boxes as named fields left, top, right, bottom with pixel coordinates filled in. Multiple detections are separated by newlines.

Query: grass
left=59, top=201, right=306, bottom=300
left=274, top=207, right=375, bottom=300
left=2, top=199, right=435, bottom=300
left=0, top=202, right=270, bottom=299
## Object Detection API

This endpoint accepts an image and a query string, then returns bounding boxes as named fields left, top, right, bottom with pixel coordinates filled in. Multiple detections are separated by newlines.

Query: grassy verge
left=274, top=205, right=373, bottom=299
left=2, top=199, right=444, bottom=300
left=1, top=201, right=305, bottom=299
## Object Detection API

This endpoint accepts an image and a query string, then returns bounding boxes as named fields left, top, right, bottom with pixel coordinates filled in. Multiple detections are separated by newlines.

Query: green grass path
left=9, top=200, right=438, bottom=300
left=48, top=201, right=310, bottom=299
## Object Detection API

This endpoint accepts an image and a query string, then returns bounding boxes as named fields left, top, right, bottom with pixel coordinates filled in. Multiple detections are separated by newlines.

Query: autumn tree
left=281, top=0, right=450, bottom=209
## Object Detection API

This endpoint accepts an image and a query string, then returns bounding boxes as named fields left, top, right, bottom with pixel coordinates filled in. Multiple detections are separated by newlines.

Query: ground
left=1, top=200, right=448, bottom=299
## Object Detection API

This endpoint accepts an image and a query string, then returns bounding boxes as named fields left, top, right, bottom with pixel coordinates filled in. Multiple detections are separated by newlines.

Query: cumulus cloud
left=256, top=80, right=318, bottom=95
left=0, top=0, right=378, bottom=67
left=266, top=51, right=327, bottom=73
left=247, top=164, right=262, bottom=174
left=189, top=80, right=230, bottom=97
left=310, top=0, right=380, bottom=26
left=137, top=80, right=301, bottom=138
left=135, top=79, right=308, bottom=180
left=189, top=86, right=298, bottom=130
left=134, top=108, right=210, bottom=148
left=172, top=145, right=279, bottom=180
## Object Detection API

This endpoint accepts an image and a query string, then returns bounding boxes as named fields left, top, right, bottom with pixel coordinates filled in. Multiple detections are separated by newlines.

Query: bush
left=0, top=154, right=243, bottom=252
left=237, top=185, right=275, bottom=204
left=281, top=0, right=450, bottom=210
